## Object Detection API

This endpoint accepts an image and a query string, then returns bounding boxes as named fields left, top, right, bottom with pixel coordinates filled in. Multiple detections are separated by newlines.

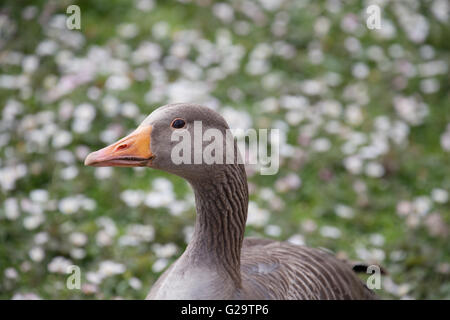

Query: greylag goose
left=85, top=103, right=377, bottom=300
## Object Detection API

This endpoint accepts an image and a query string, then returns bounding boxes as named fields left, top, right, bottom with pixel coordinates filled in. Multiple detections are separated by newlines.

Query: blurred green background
left=0, top=0, right=449, bottom=299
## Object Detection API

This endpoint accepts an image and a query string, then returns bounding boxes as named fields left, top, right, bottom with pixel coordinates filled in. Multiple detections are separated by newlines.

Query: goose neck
left=186, top=164, right=248, bottom=287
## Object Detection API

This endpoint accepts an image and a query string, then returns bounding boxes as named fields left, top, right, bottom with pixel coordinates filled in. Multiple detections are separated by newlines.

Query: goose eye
left=171, top=118, right=186, bottom=129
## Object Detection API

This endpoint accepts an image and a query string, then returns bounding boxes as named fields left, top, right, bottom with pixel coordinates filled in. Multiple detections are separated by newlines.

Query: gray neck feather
left=185, top=163, right=248, bottom=288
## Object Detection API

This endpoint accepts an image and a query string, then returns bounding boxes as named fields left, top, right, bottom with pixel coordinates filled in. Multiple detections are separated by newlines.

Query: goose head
left=85, top=103, right=249, bottom=297
left=84, top=103, right=237, bottom=181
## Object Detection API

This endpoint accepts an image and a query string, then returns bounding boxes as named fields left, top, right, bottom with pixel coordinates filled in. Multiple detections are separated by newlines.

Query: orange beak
left=84, top=125, right=153, bottom=167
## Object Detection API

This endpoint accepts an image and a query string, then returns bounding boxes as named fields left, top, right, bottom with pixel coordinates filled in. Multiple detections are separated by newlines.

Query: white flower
left=335, top=204, right=355, bottom=219
left=21, top=198, right=42, bottom=215
left=87, top=87, right=101, bottom=100
left=96, top=230, right=113, bottom=247
left=320, top=226, right=341, bottom=239
left=2, top=99, right=23, bottom=120
left=222, top=107, right=253, bottom=134
left=343, top=156, right=363, bottom=174
left=390, top=120, right=410, bottom=145
left=431, top=188, right=448, bottom=204
left=183, top=226, right=195, bottom=244
left=30, top=189, right=48, bottom=203
left=168, top=200, right=189, bottom=216
left=121, top=102, right=140, bottom=118
left=129, top=277, right=142, bottom=290
left=126, top=224, right=155, bottom=243
left=413, top=196, right=432, bottom=216
left=4, top=267, right=19, bottom=280
left=97, top=217, right=117, bottom=236
left=69, top=232, right=88, bottom=246
left=388, top=44, right=404, bottom=58
left=370, top=234, right=385, bottom=246
left=94, top=167, right=112, bottom=180
left=22, top=6, right=38, bottom=20
left=275, top=174, right=302, bottom=193
left=311, top=138, right=331, bottom=152
left=58, top=195, right=95, bottom=214
left=393, top=95, right=429, bottom=126
left=132, top=42, right=161, bottom=65
left=152, top=21, right=170, bottom=39
left=36, top=40, right=58, bottom=56
left=441, top=127, right=450, bottom=152
left=376, top=19, right=397, bottom=39
left=12, top=293, right=41, bottom=300
left=121, top=189, right=144, bottom=207
left=345, top=104, right=363, bottom=125
left=102, top=95, right=120, bottom=117
left=31, top=236, right=48, bottom=252
left=258, top=0, right=283, bottom=11
left=55, top=150, right=75, bottom=164
left=100, top=127, right=122, bottom=144
left=135, top=0, right=154, bottom=11
left=81, top=198, right=96, bottom=211
left=58, top=197, right=79, bottom=215
left=431, top=0, right=449, bottom=22
left=86, top=271, right=103, bottom=284
left=105, top=75, right=131, bottom=90
left=417, top=60, right=447, bottom=77
left=98, top=260, right=126, bottom=277
left=152, top=258, right=169, bottom=273
left=23, top=215, right=44, bottom=230
left=72, top=118, right=92, bottom=134
left=118, top=235, right=139, bottom=247
left=153, top=178, right=173, bottom=192
left=352, top=63, right=370, bottom=79
left=117, top=23, right=138, bottom=38
left=213, top=3, right=234, bottom=23
left=397, top=201, right=413, bottom=216
left=340, top=14, right=359, bottom=33
left=70, top=248, right=86, bottom=259
left=287, top=234, right=305, bottom=246
left=301, top=80, right=324, bottom=96
left=420, top=78, right=439, bottom=94
left=152, top=243, right=178, bottom=258
left=265, top=225, right=282, bottom=237
left=246, top=202, right=270, bottom=227
left=4, top=198, right=20, bottom=220
left=344, top=37, right=361, bottom=53
left=246, top=58, right=270, bottom=76
left=390, top=250, right=407, bottom=262
left=29, top=247, right=45, bottom=262
left=74, top=103, right=96, bottom=122
left=52, top=130, right=72, bottom=148
left=48, top=256, right=73, bottom=273
left=367, top=45, right=385, bottom=62
left=314, top=16, right=331, bottom=36
left=356, top=246, right=385, bottom=261
left=22, top=55, right=39, bottom=73
left=144, top=191, right=174, bottom=208
left=167, top=80, right=211, bottom=104
left=365, top=162, right=385, bottom=178
left=302, top=219, right=317, bottom=233
left=60, top=166, right=78, bottom=180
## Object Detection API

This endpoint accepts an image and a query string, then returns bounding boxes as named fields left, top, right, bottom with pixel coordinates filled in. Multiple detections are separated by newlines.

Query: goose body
left=149, top=239, right=376, bottom=300
left=85, top=103, right=377, bottom=300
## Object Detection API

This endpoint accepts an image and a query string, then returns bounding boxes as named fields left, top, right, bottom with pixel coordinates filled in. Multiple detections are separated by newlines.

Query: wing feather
left=239, top=238, right=377, bottom=300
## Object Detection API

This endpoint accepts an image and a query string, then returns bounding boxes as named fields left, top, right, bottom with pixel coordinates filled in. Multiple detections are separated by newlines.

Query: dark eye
left=171, top=118, right=186, bottom=129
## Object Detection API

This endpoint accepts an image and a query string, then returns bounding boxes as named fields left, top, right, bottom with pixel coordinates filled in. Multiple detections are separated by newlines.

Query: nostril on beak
left=116, top=144, right=128, bottom=151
